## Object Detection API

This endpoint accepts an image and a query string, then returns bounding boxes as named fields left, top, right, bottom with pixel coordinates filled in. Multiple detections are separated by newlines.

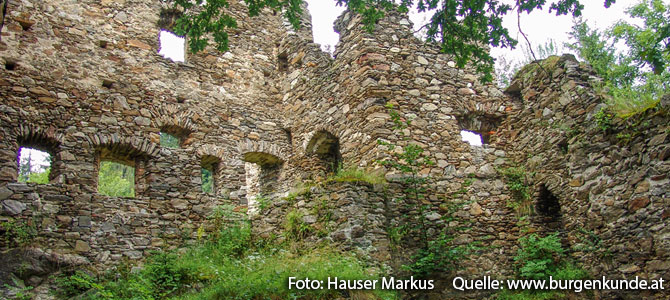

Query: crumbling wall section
left=497, top=54, right=670, bottom=299
left=0, top=0, right=294, bottom=265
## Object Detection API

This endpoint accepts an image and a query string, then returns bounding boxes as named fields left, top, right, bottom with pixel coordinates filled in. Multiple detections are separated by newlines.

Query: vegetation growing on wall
left=567, top=0, right=670, bottom=117
left=327, top=164, right=386, bottom=185
left=0, top=218, right=37, bottom=247
left=499, top=166, right=533, bottom=216
left=497, top=233, right=590, bottom=300
left=54, top=206, right=396, bottom=300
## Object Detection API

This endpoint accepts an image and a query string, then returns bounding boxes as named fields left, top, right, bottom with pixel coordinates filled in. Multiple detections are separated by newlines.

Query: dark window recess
left=102, top=79, right=114, bottom=88
left=557, top=139, right=569, bottom=154
left=278, top=54, right=288, bottom=72
left=283, top=128, right=292, bottom=144
left=536, top=184, right=561, bottom=219
left=306, top=131, right=341, bottom=174
left=4, top=59, right=16, bottom=70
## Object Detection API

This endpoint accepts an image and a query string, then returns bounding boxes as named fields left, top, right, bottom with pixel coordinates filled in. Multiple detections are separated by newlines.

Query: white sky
left=19, top=148, right=51, bottom=172
left=460, top=130, right=483, bottom=146
left=159, top=30, right=185, bottom=62
left=305, top=0, right=664, bottom=67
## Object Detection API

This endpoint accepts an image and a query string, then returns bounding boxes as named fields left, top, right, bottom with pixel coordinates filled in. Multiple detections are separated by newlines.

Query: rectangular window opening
left=160, top=131, right=181, bottom=148
left=201, top=166, right=215, bottom=195
left=98, top=160, right=135, bottom=198
left=17, top=147, right=52, bottom=184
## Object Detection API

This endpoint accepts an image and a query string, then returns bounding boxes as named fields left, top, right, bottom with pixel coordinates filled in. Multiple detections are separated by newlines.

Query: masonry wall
left=0, top=0, right=295, bottom=262
left=495, top=55, right=670, bottom=299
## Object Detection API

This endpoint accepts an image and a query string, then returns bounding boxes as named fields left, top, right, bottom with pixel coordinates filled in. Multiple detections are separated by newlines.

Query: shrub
left=499, top=167, right=533, bottom=216
left=145, top=252, right=194, bottom=299
left=402, top=231, right=468, bottom=279
left=54, top=225, right=397, bottom=300
left=0, top=219, right=37, bottom=247
left=283, top=209, right=311, bottom=241
left=514, top=233, right=564, bottom=280
left=54, top=271, right=108, bottom=299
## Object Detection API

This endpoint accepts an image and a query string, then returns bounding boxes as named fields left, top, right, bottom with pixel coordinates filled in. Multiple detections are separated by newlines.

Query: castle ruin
left=0, top=0, right=669, bottom=298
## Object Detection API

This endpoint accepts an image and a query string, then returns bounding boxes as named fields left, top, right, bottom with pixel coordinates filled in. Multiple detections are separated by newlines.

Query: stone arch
left=14, top=124, right=64, bottom=155
left=88, top=134, right=160, bottom=160
left=88, top=134, right=159, bottom=197
left=151, top=104, right=198, bottom=145
left=237, top=140, right=287, bottom=166
left=305, top=129, right=341, bottom=173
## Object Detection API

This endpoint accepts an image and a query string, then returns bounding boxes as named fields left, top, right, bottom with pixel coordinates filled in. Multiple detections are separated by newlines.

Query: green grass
left=54, top=218, right=396, bottom=300
left=327, top=165, right=386, bottom=185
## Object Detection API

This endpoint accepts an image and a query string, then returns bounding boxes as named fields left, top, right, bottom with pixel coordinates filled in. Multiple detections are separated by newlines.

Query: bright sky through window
left=19, top=148, right=51, bottom=172
left=159, top=30, right=185, bottom=62
left=461, top=130, right=483, bottom=147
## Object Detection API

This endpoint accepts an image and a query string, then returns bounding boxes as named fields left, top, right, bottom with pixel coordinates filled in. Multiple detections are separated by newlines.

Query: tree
left=98, top=161, right=135, bottom=197
left=566, top=0, right=670, bottom=116
left=612, top=0, right=670, bottom=75
left=162, top=0, right=615, bottom=82
left=18, top=150, right=32, bottom=182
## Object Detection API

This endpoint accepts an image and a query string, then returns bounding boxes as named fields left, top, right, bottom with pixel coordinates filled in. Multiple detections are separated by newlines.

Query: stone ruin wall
left=496, top=55, right=670, bottom=298
left=0, top=0, right=669, bottom=299
left=0, top=0, right=298, bottom=263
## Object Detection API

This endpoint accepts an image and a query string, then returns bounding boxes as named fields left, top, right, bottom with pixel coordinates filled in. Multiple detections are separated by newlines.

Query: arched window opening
left=160, top=131, right=181, bottom=148
left=306, top=131, right=341, bottom=174
left=16, top=129, right=61, bottom=183
left=160, top=125, right=192, bottom=149
left=17, top=147, right=51, bottom=184
left=536, top=184, right=561, bottom=221
left=242, top=152, right=283, bottom=210
left=201, top=155, right=220, bottom=195
left=456, top=113, right=502, bottom=145
left=97, top=146, right=142, bottom=198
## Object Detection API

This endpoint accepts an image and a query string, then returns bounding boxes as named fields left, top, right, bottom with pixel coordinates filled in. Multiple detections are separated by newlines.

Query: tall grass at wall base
left=54, top=220, right=396, bottom=300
